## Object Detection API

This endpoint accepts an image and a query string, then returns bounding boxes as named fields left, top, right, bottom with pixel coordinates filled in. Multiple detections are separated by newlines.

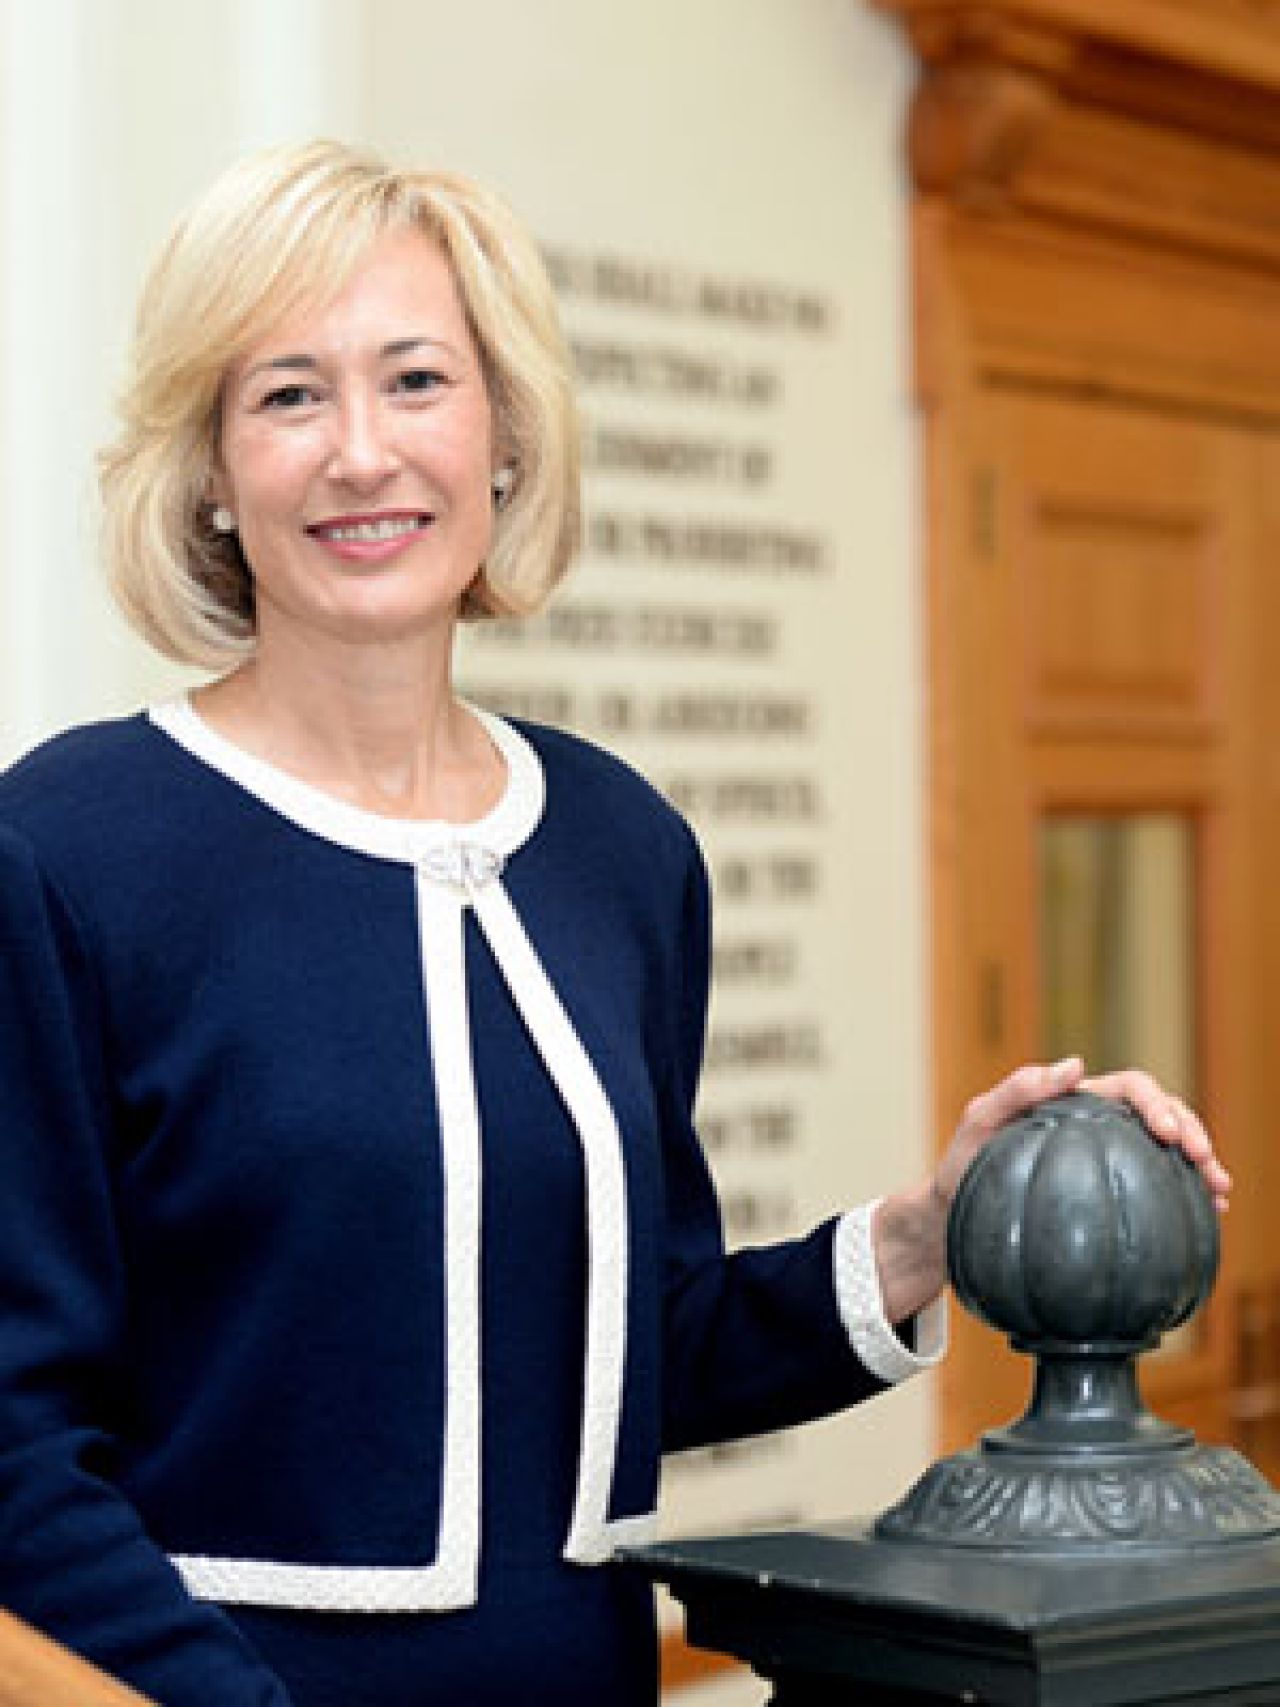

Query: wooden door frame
left=870, top=0, right=1280, bottom=1450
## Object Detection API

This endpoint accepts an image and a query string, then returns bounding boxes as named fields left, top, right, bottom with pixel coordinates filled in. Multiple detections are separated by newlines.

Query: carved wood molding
left=916, top=205, right=1280, bottom=430
left=909, top=60, right=1059, bottom=203
left=872, top=0, right=1280, bottom=267
left=873, top=0, right=1280, bottom=107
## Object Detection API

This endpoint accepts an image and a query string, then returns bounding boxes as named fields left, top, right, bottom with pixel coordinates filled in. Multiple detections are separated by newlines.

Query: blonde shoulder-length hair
left=100, top=139, right=581, bottom=669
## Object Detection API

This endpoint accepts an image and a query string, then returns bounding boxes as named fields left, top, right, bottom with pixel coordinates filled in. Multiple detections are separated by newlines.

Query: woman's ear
left=203, top=461, right=236, bottom=533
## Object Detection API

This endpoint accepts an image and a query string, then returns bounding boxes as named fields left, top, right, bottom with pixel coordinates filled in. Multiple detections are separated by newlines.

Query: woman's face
left=214, top=226, right=497, bottom=653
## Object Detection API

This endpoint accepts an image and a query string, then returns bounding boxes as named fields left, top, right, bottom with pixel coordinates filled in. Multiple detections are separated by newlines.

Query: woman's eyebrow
left=243, top=353, right=319, bottom=380
left=383, top=336, right=459, bottom=359
left=242, top=336, right=461, bottom=384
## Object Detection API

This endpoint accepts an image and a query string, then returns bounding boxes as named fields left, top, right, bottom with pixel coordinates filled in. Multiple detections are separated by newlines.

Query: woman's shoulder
left=502, top=718, right=710, bottom=944
left=1, top=711, right=150, bottom=805
left=508, top=717, right=701, bottom=862
left=0, top=712, right=184, bottom=871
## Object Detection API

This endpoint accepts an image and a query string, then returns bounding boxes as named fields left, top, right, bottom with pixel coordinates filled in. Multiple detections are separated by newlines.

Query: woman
left=0, top=141, right=1228, bottom=1706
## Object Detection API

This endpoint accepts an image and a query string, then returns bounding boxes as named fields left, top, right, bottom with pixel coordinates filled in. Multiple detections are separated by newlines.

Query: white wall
left=347, top=0, right=933, bottom=1537
left=0, top=1, right=930, bottom=1693
left=0, top=0, right=371, bottom=750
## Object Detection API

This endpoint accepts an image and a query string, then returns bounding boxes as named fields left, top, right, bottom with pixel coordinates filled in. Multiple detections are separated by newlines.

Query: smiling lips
left=307, top=510, right=435, bottom=562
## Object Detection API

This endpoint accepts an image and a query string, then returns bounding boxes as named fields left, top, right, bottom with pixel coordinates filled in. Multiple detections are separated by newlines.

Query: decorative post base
left=876, top=1437, right=1280, bottom=1552
left=629, top=1098, right=1280, bottom=1703
left=632, top=1522, right=1280, bottom=1705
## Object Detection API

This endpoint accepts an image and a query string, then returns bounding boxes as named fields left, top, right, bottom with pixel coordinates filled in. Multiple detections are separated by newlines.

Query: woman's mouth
left=307, top=512, right=434, bottom=560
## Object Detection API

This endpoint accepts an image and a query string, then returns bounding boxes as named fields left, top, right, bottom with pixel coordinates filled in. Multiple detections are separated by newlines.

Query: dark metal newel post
left=629, top=1094, right=1280, bottom=1704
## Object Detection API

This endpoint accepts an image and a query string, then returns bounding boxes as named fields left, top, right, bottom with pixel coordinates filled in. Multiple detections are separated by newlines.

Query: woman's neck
left=191, top=626, right=506, bottom=824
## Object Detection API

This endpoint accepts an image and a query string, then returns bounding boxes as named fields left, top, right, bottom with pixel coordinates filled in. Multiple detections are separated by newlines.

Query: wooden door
left=937, top=387, right=1267, bottom=1454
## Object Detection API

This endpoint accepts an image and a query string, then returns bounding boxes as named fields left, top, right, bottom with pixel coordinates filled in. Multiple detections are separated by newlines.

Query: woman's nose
left=326, top=395, right=401, bottom=488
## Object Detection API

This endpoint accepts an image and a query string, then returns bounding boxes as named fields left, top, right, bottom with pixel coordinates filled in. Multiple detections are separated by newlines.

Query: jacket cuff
left=832, top=1200, right=948, bottom=1385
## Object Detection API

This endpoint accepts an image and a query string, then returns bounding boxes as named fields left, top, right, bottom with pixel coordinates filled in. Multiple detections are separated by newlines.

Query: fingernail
left=1050, top=1056, right=1080, bottom=1075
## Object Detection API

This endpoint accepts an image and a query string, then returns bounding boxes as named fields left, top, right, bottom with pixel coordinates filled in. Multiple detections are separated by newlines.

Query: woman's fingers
left=932, top=1057, right=1086, bottom=1209
left=1080, top=1069, right=1231, bottom=1209
left=943, top=1060, right=1229, bottom=1217
left=960, top=1055, right=1083, bottom=1138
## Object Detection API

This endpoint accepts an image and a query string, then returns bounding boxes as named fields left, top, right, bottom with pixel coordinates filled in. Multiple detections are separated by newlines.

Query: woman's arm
left=0, top=827, right=293, bottom=1707
left=658, top=837, right=918, bottom=1450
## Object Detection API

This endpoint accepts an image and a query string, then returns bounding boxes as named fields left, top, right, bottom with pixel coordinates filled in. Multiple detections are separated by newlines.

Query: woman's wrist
left=871, top=1180, right=950, bottom=1326
left=834, top=1204, right=949, bottom=1383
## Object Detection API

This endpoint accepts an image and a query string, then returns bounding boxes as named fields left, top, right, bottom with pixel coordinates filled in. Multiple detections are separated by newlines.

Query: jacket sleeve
left=658, top=830, right=892, bottom=1452
left=0, top=826, right=294, bottom=1706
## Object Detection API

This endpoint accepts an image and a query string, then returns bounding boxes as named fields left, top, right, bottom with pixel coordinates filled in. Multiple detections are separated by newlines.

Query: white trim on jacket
left=151, top=697, right=931, bottom=1613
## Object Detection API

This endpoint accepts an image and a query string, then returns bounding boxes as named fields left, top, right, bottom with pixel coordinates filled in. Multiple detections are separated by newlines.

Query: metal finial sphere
left=876, top=1090, right=1280, bottom=1551
left=947, top=1092, right=1219, bottom=1351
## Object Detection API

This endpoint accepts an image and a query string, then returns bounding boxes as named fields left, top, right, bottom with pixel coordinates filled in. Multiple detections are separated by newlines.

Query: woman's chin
left=260, top=587, right=465, bottom=652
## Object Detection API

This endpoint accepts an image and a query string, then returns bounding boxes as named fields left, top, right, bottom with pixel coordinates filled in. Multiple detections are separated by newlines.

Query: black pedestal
left=631, top=1524, right=1280, bottom=1705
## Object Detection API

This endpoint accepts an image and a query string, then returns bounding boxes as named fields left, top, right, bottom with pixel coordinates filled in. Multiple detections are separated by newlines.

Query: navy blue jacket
left=0, top=707, right=890, bottom=1704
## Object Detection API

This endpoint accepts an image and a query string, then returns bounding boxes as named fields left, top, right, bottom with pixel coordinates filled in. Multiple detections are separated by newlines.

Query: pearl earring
left=211, top=505, right=236, bottom=534
left=492, top=465, right=515, bottom=508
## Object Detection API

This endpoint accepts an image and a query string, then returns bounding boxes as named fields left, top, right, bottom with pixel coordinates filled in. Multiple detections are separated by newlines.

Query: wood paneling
left=946, top=222, right=1280, bottom=419
left=662, top=1631, right=740, bottom=1692
left=1009, top=402, right=1225, bottom=734
left=875, top=0, right=1280, bottom=1467
left=925, top=390, right=1257, bottom=1451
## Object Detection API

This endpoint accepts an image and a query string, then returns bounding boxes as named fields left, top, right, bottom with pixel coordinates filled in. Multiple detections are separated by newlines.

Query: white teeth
left=319, top=516, right=426, bottom=542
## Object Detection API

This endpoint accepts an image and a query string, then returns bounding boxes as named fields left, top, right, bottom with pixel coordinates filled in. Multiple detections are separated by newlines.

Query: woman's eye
left=260, top=382, right=319, bottom=410
left=395, top=368, right=446, bottom=396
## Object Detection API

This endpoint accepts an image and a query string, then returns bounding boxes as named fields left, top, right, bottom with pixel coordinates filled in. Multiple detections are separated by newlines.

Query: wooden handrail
left=0, top=1612, right=155, bottom=1705
left=0, top=1608, right=737, bottom=1703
